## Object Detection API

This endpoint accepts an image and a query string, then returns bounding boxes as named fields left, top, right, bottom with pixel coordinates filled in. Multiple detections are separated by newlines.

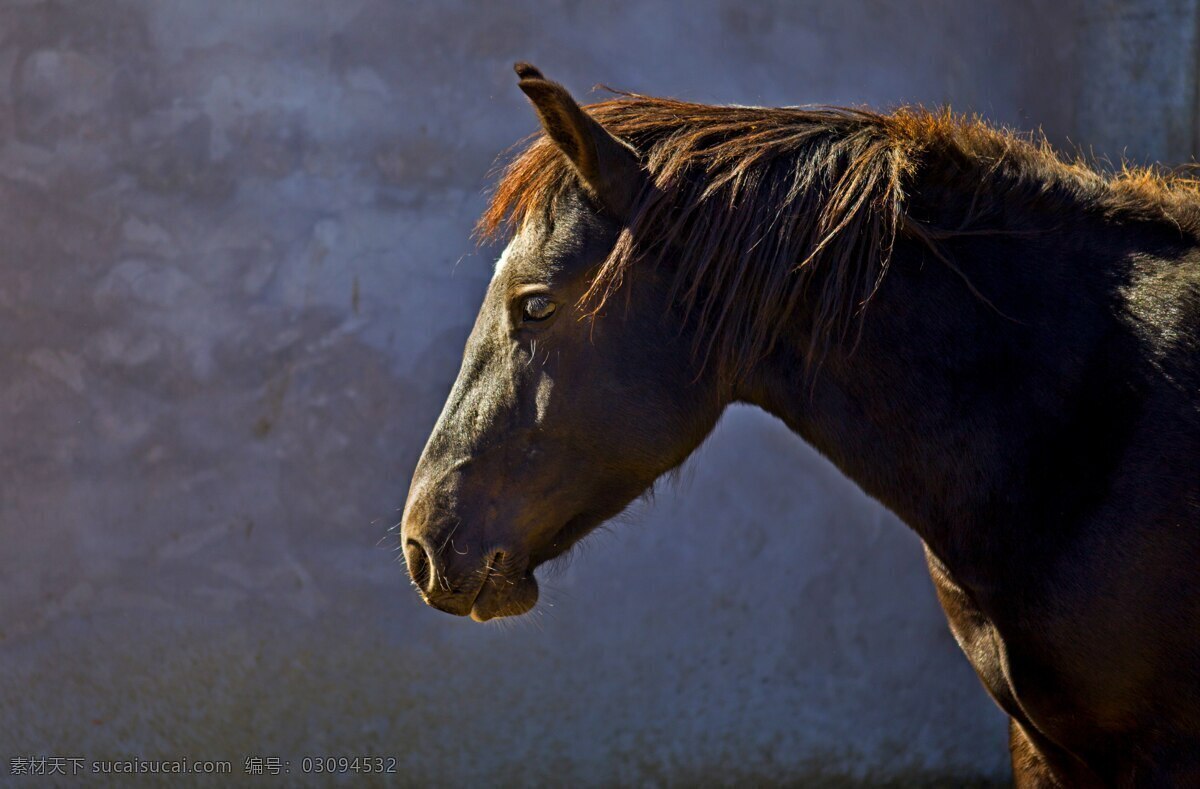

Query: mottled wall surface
left=1074, top=0, right=1200, bottom=166
left=0, top=1, right=1195, bottom=785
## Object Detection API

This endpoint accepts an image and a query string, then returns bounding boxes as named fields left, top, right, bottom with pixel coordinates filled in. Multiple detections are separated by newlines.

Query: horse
left=400, top=63, right=1200, bottom=786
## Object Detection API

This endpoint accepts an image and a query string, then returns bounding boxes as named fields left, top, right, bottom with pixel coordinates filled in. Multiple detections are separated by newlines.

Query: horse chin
left=468, top=571, right=539, bottom=622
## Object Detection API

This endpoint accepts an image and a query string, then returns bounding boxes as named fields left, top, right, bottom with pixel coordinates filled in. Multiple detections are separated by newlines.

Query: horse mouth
left=468, top=556, right=539, bottom=622
left=465, top=514, right=596, bottom=622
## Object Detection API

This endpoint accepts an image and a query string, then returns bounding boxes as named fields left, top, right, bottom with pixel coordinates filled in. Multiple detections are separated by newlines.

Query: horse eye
left=521, top=295, right=557, bottom=322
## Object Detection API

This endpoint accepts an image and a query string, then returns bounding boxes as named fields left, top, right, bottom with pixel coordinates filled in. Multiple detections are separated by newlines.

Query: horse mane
left=478, top=93, right=1200, bottom=382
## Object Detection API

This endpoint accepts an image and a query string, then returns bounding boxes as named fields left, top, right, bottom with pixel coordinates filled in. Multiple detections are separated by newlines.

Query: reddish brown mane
left=478, top=94, right=1200, bottom=381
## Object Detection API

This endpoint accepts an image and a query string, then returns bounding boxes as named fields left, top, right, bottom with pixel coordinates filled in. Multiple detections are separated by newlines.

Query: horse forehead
left=491, top=227, right=549, bottom=279
left=489, top=198, right=612, bottom=286
left=492, top=239, right=519, bottom=281
left=491, top=228, right=578, bottom=284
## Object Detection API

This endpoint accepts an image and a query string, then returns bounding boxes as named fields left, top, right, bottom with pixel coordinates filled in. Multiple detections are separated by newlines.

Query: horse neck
left=735, top=201, right=1160, bottom=583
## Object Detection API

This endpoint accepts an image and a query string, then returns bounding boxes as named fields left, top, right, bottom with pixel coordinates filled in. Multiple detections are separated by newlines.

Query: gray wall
left=1, top=1, right=1196, bottom=785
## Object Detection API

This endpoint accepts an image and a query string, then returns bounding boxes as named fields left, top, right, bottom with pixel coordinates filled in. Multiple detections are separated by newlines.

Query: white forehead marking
left=491, top=238, right=517, bottom=282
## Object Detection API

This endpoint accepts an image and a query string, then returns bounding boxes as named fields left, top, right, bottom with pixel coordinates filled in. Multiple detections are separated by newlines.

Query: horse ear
left=514, top=62, right=645, bottom=219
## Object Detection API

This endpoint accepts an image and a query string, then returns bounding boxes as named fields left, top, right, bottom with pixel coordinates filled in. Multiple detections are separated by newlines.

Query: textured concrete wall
left=1073, top=0, right=1200, bottom=166
left=0, top=1, right=1195, bottom=785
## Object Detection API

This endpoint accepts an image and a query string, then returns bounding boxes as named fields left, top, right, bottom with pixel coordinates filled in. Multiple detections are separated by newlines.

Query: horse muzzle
left=465, top=556, right=539, bottom=622
left=402, top=528, right=538, bottom=622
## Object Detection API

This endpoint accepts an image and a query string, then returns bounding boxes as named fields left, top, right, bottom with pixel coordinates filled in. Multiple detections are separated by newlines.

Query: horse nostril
left=404, top=537, right=433, bottom=592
